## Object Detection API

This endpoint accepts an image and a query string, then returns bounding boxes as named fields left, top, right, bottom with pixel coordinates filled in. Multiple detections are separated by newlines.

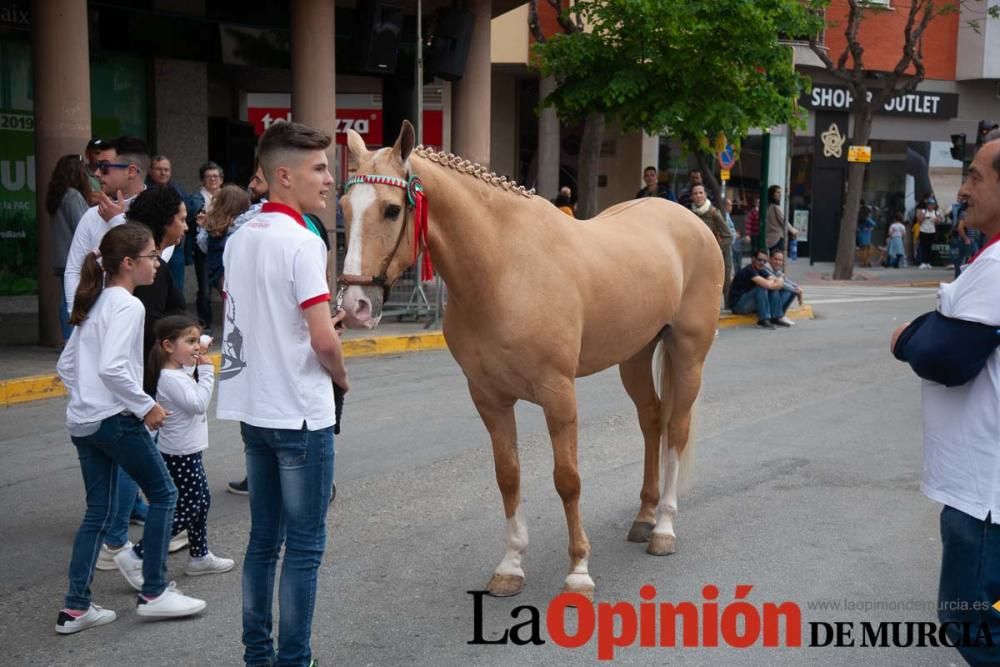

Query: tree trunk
left=576, top=112, right=605, bottom=219
left=696, top=153, right=723, bottom=205
left=832, top=110, right=874, bottom=280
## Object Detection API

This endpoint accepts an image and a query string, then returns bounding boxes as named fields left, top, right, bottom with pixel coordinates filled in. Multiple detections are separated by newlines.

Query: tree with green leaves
left=806, top=0, right=999, bottom=280
left=530, top=0, right=821, bottom=218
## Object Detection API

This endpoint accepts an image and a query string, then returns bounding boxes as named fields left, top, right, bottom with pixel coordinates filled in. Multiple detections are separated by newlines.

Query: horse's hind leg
left=649, top=318, right=715, bottom=557
left=618, top=340, right=661, bottom=543
left=469, top=383, right=527, bottom=597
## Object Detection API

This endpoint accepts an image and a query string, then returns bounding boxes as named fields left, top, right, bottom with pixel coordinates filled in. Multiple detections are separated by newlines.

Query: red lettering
left=547, top=593, right=595, bottom=648
left=762, top=601, right=802, bottom=647
left=597, top=602, right=637, bottom=660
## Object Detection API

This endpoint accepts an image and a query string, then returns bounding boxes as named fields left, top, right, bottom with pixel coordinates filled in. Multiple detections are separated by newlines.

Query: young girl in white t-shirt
left=113, top=315, right=234, bottom=590
left=56, top=224, right=205, bottom=634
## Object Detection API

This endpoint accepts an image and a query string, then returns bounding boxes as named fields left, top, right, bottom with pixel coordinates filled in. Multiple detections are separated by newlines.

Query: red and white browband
left=343, top=174, right=432, bottom=281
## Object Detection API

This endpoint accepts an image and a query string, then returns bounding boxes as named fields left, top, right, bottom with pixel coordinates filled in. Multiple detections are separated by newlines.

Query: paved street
left=0, top=288, right=970, bottom=666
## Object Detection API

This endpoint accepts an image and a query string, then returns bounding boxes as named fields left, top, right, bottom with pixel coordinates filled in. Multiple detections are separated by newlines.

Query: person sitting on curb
left=729, top=248, right=796, bottom=330
left=765, top=249, right=804, bottom=310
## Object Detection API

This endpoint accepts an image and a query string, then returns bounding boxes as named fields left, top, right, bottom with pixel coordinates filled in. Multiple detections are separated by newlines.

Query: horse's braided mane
left=414, top=145, right=536, bottom=199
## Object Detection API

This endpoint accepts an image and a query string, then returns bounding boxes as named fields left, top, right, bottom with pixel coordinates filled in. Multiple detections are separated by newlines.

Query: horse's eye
left=385, top=204, right=402, bottom=220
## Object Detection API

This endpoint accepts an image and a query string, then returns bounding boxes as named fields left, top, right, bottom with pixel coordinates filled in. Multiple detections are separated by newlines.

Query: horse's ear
left=392, top=120, right=416, bottom=163
left=346, top=129, right=368, bottom=162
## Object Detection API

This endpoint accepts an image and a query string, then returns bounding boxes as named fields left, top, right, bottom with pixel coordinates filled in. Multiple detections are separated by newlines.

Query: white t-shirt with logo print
left=215, top=203, right=336, bottom=431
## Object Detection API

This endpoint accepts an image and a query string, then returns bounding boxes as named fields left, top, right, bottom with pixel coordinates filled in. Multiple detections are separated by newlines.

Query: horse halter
left=338, top=173, right=432, bottom=303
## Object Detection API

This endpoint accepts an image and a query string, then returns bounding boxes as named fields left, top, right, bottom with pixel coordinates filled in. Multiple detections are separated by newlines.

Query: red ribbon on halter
left=413, top=187, right=433, bottom=281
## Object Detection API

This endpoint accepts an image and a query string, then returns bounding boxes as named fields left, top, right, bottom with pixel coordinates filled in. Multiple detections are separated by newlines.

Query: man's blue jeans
left=65, top=413, right=177, bottom=609
left=733, top=286, right=795, bottom=321
left=938, top=506, right=1000, bottom=664
left=240, top=422, right=334, bottom=667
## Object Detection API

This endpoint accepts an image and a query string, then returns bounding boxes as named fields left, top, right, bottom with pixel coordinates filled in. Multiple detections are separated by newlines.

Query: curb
left=0, top=307, right=813, bottom=408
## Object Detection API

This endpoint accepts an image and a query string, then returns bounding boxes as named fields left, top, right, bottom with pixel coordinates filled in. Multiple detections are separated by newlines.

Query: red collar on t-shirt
left=968, top=232, right=1000, bottom=265
left=261, top=201, right=306, bottom=229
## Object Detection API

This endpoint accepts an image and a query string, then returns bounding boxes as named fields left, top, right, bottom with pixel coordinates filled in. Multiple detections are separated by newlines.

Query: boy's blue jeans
left=240, top=422, right=334, bottom=667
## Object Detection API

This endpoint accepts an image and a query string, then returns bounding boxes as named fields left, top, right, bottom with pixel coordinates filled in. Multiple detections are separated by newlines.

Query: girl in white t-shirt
left=113, top=315, right=234, bottom=590
left=56, top=224, right=206, bottom=634
left=887, top=212, right=907, bottom=269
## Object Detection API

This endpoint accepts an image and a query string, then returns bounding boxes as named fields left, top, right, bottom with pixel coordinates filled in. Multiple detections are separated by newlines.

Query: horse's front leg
left=541, top=383, right=594, bottom=599
left=470, top=384, right=527, bottom=597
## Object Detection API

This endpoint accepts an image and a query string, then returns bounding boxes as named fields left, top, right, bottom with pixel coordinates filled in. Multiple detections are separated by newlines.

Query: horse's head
left=339, top=120, right=419, bottom=329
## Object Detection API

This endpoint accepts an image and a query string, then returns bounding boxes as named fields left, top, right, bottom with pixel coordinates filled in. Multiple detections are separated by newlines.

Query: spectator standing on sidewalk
left=186, top=161, right=223, bottom=333
left=64, top=136, right=149, bottom=313
left=635, top=165, right=676, bottom=202
left=765, top=185, right=797, bottom=254
left=890, top=131, right=1000, bottom=664
left=83, top=138, right=104, bottom=196
left=722, top=197, right=743, bottom=271
left=856, top=204, right=877, bottom=267
left=744, top=193, right=761, bottom=253
left=216, top=121, right=349, bottom=666
left=147, top=156, right=188, bottom=293
left=886, top=212, right=907, bottom=268
left=915, top=195, right=943, bottom=268
left=689, top=184, right=733, bottom=307
left=46, top=155, right=92, bottom=340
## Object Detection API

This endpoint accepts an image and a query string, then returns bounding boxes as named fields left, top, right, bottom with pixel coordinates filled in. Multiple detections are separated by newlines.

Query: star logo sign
left=821, top=123, right=846, bottom=158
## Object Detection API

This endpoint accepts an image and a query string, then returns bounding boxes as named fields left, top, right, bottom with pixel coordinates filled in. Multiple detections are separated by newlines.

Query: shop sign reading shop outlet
left=800, top=85, right=958, bottom=119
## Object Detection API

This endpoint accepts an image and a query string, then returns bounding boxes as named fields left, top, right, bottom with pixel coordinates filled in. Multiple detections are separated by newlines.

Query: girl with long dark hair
left=55, top=224, right=206, bottom=634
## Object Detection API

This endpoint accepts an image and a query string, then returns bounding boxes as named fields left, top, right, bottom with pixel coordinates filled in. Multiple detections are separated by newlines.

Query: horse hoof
left=626, top=521, right=655, bottom=543
left=487, top=574, right=525, bottom=597
left=647, top=534, right=677, bottom=556
left=560, top=583, right=595, bottom=602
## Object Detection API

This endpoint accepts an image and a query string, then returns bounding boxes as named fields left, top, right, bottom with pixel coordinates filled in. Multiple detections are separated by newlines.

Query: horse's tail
left=653, top=336, right=697, bottom=493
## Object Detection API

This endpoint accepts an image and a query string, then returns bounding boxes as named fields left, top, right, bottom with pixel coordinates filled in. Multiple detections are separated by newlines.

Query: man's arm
left=892, top=311, right=1000, bottom=387
left=304, top=305, right=349, bottom=390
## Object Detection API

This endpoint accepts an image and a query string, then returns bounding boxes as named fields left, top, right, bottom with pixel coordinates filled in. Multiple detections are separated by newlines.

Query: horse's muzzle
left=341, top=284, right=384, bottom=329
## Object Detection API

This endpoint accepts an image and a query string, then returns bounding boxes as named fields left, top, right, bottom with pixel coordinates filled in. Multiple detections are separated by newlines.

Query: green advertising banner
left=0, top=37, right=34, bottom=294
left=0, top=109, right=35, bottom=294
left=0, top=35, right=146, bottom=295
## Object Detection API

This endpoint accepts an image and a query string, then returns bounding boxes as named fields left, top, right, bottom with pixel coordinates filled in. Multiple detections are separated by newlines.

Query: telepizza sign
left=245, top=93, right=442, bottom=147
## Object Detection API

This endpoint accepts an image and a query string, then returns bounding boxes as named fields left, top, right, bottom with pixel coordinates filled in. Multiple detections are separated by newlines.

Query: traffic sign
left=847, top=145, right=872, bottom=163
left=720, top=168, right=731, bottom=181
left=717, top=144, right=736, bottom=170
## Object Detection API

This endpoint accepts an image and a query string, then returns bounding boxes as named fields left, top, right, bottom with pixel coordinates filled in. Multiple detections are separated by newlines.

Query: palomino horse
left=339, top=121, right=722, bottom=599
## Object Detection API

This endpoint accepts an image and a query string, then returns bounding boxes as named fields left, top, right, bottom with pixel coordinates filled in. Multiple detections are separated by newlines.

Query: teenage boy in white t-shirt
left=216, top=121, right=348, bottom=667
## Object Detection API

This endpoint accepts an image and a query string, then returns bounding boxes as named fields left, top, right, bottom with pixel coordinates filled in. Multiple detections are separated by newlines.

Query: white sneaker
left=169, top=530, right=189, bottom=553
left=96, top=540, right=133, bottom=571
left=920, top=263, right=931, bottom=269
left=55, top=603, right=117, bottom=635
left=185, top=552, right=235, bottom=576
left=135, top=581, right=206, bottom=619
left=113, top=547, right=144, bottom=591
left=776, top=316, right=796, bottom=327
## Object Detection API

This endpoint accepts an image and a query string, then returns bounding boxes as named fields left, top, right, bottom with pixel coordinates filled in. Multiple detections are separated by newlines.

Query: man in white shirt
left=217, top=120, right=348, bottom=667
left=64, top=136, right=150, bottom=313
left=892, top=131, right=1000, bottom=663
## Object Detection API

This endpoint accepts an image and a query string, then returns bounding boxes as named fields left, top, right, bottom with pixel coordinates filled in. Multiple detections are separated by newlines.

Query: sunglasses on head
left=96, top=161, right=132, bottom=174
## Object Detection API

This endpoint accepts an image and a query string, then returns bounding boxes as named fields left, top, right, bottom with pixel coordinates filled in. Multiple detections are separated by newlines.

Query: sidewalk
left=2, top=306, right=816, bottom=406
left=4, top=257, right=949, bottom=406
